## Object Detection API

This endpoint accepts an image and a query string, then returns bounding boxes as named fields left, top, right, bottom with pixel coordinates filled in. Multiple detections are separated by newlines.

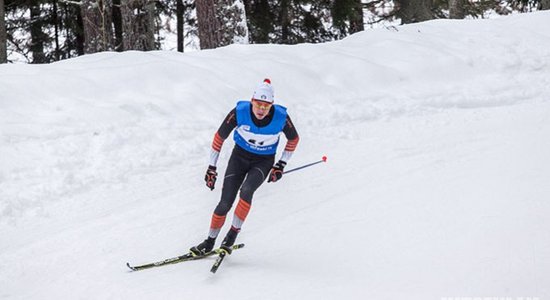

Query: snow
left=1, top=11, right=550, bottom=300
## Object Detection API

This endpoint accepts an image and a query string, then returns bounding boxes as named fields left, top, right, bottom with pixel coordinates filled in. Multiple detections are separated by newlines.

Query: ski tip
left=126, top=262, right=136, bottom=271
left=210, top=255, right=225, bottom=274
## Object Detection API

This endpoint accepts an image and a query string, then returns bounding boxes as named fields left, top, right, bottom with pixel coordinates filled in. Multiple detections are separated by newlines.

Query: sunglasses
left=252, top=100, right=273, bottom=110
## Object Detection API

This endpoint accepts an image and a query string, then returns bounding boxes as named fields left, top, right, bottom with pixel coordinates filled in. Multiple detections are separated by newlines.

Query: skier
left=190, top=78, right=299, bottom=255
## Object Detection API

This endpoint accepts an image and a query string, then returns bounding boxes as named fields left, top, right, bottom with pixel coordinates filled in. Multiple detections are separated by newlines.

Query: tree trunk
left=81, top=0, right=114, bottom=53
left=176, top=0, right=184, bottom=52
left=349, top=0, right=364, bottom=34
left=196, top=0, right=221, bottom=49
left=397, top=0, right=433, bottom=24
left=53, top=0, right=61, bottom=61
left=541, top=0, right=550, bottom=10
left=112, top=0, right=123, bottom=51
left=449, top=0, right=465, bottom=19
left=75, top=6, right=85, bottom=55
left=280, top=0, right=290, bottom=44
left=143, top=0, right=155, bottom=49
left=145, top=0, right=155, bottom=49
left=63, top=3, right=72, bottom=58
left=29, top=1, right=46, bottom=63
left=0, top=0, right=6, bottom=63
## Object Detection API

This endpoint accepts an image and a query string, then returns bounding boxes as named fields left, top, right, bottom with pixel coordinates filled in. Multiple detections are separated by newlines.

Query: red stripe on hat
left=263, top=78, right=271, bottom=84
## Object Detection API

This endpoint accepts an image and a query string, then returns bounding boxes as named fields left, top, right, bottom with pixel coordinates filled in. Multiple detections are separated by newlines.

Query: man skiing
left=190, top=78, right=299, bottom=256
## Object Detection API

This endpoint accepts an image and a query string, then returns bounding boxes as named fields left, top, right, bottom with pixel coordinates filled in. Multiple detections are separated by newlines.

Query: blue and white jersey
left=233, top=101, right=288, bottom=155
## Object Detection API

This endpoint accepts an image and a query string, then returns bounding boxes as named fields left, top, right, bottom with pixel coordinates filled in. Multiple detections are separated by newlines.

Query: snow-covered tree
left=218, top=0, right=249, bottom=45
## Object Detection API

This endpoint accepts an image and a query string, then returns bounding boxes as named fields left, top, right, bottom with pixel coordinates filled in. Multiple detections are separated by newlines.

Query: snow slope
left=1, top=11, right=550, bottom=300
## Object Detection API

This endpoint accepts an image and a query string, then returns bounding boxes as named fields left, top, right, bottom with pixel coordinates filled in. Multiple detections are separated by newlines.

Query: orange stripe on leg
left=210, top=213, right=226, bottom=229
left=235, top=199, right=251, bottom=221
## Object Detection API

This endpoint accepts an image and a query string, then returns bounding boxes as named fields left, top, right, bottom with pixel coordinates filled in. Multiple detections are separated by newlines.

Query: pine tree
left=271, top=0, right=334, bottom=44
left=243, top=0, right=273, bottom=43
left=332, top=0, right=364, bottom=37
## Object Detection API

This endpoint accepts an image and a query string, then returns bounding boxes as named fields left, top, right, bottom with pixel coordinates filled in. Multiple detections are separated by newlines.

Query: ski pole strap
left=283, top=156, right=327, bottom=175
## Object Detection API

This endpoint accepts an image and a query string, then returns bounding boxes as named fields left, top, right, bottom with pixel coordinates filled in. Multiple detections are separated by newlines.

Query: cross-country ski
left=127, top=244, right=245, bottom=272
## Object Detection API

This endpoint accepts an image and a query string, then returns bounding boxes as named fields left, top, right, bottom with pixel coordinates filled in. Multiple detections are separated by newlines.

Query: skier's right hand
left=205, top=165, right=217, bottom=191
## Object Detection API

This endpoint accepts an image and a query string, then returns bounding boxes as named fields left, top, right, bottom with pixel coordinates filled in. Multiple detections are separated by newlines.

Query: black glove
left=268, top=160, right=286, bottom=183
left=205, top=165, right=217, bottom=190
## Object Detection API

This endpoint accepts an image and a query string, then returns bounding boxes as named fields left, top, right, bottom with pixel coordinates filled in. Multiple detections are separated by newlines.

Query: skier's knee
left=214, top=201, right=232, bottom=216
left=239, top=186, right=255, bottom=202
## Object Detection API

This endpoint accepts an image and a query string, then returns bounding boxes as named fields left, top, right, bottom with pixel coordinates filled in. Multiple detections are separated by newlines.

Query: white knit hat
left=252, top=78, right=274, bottom=103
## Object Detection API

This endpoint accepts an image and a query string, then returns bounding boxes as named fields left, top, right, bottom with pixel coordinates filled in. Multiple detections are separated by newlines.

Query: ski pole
left=283, top=156, right=327, bottom=175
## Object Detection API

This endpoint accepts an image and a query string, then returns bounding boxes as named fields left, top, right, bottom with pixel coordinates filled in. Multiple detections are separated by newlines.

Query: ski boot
left=190, top=237, right=215, bottom=256
left=220, top=227, right=239, bottom=255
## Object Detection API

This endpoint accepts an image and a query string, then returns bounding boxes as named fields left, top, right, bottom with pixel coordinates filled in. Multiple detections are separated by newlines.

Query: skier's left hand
left=268, top=160, right=286, bottom=183
left=205, top=165, right=217, bottom=190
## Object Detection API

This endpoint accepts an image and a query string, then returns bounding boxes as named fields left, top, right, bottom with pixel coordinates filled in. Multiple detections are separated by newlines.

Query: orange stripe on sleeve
left=284, top=136, right=299, bottom=152
left=212, top=132, right=225, bottom=152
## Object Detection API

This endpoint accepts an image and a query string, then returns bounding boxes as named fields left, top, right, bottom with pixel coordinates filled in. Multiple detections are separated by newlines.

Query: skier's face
left=251, top=99, right=272, bottom=120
